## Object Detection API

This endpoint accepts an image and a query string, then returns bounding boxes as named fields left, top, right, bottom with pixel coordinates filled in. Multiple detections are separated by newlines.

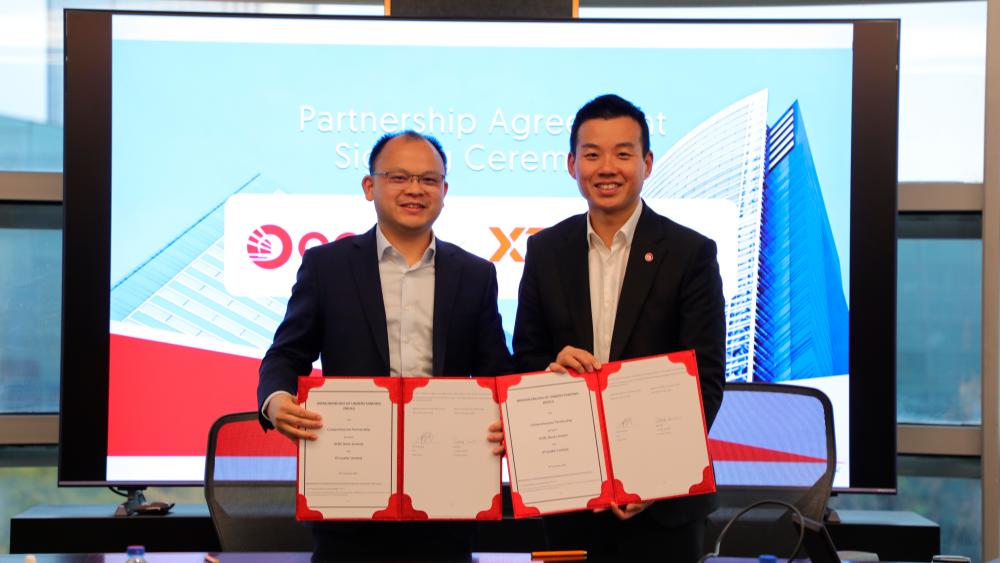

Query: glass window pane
left=0, top=0, right=381, bottom=174
left=580, top=1, right=988, bottom=183
left=0, top=203, right=61, bottom=414
left=897, top=214, right=982, bottom=425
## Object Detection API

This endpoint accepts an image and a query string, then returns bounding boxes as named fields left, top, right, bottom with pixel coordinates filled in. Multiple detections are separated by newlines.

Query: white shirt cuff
left=262, top=390, right=295, bottom=425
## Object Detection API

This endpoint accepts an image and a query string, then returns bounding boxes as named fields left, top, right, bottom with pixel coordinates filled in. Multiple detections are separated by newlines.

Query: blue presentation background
left=111, top=39, right=852, bottom=289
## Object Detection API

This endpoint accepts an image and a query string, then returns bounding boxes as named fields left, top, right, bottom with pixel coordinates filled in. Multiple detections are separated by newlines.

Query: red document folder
left=498, top=350, right=716, bottom=518
left=296, top=376, right=503, bottom=521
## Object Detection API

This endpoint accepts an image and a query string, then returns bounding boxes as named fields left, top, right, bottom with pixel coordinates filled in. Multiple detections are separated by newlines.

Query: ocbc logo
left=490, top=227, right=542, bottom=262
left=246, top=225, right=355, bottom=269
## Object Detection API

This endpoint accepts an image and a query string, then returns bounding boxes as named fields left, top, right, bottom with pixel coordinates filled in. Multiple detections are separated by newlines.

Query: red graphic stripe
left=215, top=418, right=295, bottom=456
left=709, top=438, right=826, bottom=463
left=108, top=334, right=320, bottom=456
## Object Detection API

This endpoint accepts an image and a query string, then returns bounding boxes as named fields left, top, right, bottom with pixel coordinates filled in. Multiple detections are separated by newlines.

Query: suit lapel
left=555, top=215, right=594, bottom=351
left=350, top=227, right=390, bottom=372
left=610, top=205, right=668, bottom=361
left=432, top=240, right=462, bottom=375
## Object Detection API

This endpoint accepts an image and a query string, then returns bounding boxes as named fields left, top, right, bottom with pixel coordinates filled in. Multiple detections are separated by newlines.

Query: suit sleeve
left=678, top=239, right=726, bottom=429
left=512, top=235, right=556, bottom=373
left=472, top=262, right=515, bottom=376
left=678, top=237, right=727, bottom=430
left=257, top=248, right=324, bottom=429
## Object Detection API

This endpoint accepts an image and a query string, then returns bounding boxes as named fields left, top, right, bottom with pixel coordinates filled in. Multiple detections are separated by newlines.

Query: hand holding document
left=296, top=376, right=502, bottom=520
left=497, top=371, right=607, bottom=516
left=297, top=377, right=397, bottom=520
left=499, top=351, right=715, bottom=517
left=600, top=354, right=713, bottom=502
left=295, top=351, right=714, bottom=521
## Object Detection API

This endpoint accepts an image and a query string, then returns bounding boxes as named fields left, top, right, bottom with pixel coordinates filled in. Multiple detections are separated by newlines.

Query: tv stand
left=113, top=487, right=148, bottom=517
left=10, top=504, right=221, bottom=553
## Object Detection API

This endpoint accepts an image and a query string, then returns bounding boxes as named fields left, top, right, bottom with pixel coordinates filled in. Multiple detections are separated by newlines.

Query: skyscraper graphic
left=110, top=174, right=289, bottom=351
left=756, top=102, right=849, bottom=382
left=645, top=91, right=770, bottom=382
left=645, top=90, right=848, bottom=382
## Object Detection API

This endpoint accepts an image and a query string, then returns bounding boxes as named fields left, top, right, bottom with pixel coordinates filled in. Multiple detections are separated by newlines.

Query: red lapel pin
left=644, top=252, right=654, bottom=263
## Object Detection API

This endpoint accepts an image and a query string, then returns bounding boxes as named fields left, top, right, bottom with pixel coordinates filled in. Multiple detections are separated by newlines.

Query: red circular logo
left=246, top=224, right=293, bottom=269
left=298, top=231, right=330, bottom=256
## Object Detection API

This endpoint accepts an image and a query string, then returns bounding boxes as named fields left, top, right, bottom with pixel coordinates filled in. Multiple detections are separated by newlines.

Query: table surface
left=0, top=555, right=917, bottom=563
left=14, top=504, right=940, bottom=527
left=14, top=504, right=211, bottom=519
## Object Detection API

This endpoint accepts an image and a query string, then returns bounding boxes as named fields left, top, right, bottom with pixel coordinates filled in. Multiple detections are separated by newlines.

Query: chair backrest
left=204, top=411, right=314, bottom=552
left=706, top=382, right=837, bottom=555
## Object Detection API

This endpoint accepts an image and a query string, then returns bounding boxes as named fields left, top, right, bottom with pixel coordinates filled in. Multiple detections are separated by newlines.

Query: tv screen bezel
left=60, top=9, right=898, bottom=493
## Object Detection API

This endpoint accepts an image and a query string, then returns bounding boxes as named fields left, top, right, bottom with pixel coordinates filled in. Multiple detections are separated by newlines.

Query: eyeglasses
left=372, top=171, right=445, bottom=187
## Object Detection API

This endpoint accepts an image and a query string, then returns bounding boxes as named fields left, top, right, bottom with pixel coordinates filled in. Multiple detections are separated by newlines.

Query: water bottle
left=125, top=545, right=147, bottom=563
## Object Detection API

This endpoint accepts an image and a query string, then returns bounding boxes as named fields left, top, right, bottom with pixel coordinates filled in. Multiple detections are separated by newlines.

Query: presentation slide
left=107, top=16, right=852, bottom=487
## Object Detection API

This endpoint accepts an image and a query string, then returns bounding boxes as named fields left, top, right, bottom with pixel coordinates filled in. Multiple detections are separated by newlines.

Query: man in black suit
left=513, top=94, right=726, bottom=562
left=258, top=130, right=511, bottom=560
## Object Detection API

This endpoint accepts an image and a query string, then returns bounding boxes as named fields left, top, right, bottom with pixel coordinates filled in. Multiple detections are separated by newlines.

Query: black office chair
left=704, top=382, right=837, bottom=557
left=204, top=411, right=315, bottom=552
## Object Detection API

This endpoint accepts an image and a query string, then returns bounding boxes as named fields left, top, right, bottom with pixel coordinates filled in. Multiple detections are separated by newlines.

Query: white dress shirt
left=262, top=227, right=437, bottom=423
left=587, top=201, right=643, bottom=363
left=375, top=226, right=436, bottom=377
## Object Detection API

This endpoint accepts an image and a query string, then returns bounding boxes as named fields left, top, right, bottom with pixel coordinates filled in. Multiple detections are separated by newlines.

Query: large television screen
left=61, top=11, right=897, bottom=491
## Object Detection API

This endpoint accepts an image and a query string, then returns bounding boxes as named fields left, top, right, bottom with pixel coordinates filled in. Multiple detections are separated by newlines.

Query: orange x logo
left=490, top=227, right=543, bottom=262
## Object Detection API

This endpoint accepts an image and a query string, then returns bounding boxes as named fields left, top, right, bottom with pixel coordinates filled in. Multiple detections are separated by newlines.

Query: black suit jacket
left=513, top=202, right=726, bottom=527
left=258, top=226, right=513, bottom=429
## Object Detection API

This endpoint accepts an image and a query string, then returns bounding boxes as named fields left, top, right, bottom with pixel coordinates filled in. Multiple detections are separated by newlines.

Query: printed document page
left=601, top=356, right=710, bottom=500
left=403, top=378, right=501, bottom=519
left=501, top=372, right=606, bottom=514
left=299, top=378, right=398, bottom=518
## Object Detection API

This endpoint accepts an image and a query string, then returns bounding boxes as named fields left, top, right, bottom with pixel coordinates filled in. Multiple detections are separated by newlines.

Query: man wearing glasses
left=258, top=130, right=512, bottom=559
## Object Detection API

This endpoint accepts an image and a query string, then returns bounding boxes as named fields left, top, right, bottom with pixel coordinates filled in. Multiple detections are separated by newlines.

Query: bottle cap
left=127, top=545, right=146, bottom=556
left=758, top=555, right=778, bottom=563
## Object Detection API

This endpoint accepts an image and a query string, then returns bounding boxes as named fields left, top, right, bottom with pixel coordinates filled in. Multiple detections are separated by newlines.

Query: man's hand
left=594, top=500, right=653, bottom=520
left=487, top=420, right=505, bottom=456
left=547, top=345, right=602, bottom=374
left=267, top=393, right=323, bottom=442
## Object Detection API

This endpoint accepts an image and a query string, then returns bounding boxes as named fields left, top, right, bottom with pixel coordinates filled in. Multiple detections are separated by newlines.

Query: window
left=0, top=203, right=61, bottom=413
left=580, top=1, right=988, bottom=183
left=897, top=213, right=982, bottom=425
left=0, top=0, right=382, bottom=173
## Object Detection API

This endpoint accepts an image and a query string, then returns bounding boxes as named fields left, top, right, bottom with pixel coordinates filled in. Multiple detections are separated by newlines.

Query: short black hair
left=368, top=130, right=447, bottom=174
left=569, top=94, right=650, bottom=156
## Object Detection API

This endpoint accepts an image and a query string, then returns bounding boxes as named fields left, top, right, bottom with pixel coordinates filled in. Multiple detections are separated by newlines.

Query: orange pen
left=530, top=550, right=588, bottom=560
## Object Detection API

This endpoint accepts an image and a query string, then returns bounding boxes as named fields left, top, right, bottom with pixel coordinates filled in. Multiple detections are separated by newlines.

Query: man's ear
left=362, top=175, right=375, bottom=201
left=567, top=152, right=577, bottom=180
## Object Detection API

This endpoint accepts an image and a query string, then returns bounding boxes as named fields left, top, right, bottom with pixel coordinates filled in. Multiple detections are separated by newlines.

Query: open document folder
left=499, top=351, right=715, bottom=517
left=295, top=351, right=714, bottom=520
left=296, top=376, right=503, bottom=520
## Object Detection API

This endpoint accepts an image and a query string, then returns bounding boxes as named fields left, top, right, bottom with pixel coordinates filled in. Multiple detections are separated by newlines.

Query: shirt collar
left=376, top=225, right=437, bottom=263
left=586, top=200, right=643, bottom=248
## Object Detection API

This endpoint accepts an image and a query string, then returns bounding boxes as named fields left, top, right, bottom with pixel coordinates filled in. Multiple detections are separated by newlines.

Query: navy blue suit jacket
left=258, top=226, right=513, bottom=429
left=513, top=202, right=726, bottom=527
